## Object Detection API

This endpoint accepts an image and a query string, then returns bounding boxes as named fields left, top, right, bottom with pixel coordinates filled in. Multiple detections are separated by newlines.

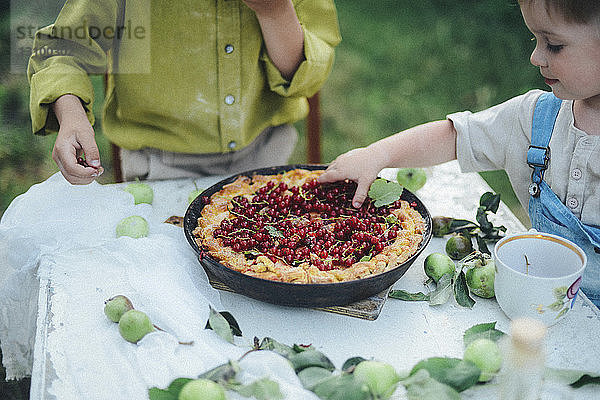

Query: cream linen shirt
left=448, top=89, right=600, bottom=227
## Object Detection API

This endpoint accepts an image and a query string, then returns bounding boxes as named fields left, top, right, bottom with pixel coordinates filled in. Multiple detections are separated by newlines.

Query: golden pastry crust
left=192, top=169, right=426, bottom=284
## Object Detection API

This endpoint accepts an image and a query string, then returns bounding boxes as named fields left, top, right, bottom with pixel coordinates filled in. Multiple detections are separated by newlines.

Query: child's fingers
left=316, top=167, right=343, bottom=183
left=78, top=133, right=101, bottom=168
left=352, top=180, right=370, bottom=208
left=54, top=144, right=101, bottom=185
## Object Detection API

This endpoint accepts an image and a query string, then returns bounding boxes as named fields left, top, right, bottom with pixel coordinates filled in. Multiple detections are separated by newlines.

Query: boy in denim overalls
left=319, top=0, right=600, bottom=306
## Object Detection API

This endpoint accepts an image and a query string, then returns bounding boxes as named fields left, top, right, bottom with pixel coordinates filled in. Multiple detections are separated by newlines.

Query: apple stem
left=239, top=348, right=259, bottom=361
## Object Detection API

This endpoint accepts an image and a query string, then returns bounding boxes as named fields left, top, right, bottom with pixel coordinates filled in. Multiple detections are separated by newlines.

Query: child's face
left=521, top=1, right=600, bottom=103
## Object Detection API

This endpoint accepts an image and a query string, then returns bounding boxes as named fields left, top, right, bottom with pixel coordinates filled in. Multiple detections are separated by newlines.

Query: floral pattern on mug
left=533, top=276, right=582, bottom=319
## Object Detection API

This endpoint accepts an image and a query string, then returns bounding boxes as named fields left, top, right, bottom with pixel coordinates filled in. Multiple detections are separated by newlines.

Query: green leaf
left=474, top=235, right=490, bottom=255
left=258, top=337, right=295, bottom=358
left=428, top=273, right=453, bottom=306
left=288, top=349, right=336, bottom=373
left=448, top=219, right=477, bottom=232
left=205, top=310, right=243, bottom=337
left=389, top=290, right=430, bottom=301
left=198, top=361, right=240, bottom=384
left=479, top=192, right=500, bottom=213
left=401, top=369, right=461, bottom=400
left=233, top=377, right=284, bottom=400
left=368, top=178, right=404, bottom=207
left=167, top=378, right=194, bottom=394
left=359, top=255, right=371, bottom=262
left=476, top=207, right=493, bottom=234
left=410, top=357, right=481, bottom=392
left=148, top=378, right=193, bottom=400
left=266, top=225, right=285, bottom=238
left=312, top=374, right=371, bottom=400
left=463, top=322, right=505, bottom=347
left=206, top=306, right=234, bottom=343
left=148, top=388, right=177, bottom=400
left=570, top=374, right=600, bottom=388
left=453, top=271, right=476, bottom=309
left=342, top=357, right=367, bottom=372
left=545, top=367, right=600, bottom=388
left=297, top=367, right=334, bottom=390
left=221, top=311, right=243, bottom=336
left=385, top=214, right=400, bottom=225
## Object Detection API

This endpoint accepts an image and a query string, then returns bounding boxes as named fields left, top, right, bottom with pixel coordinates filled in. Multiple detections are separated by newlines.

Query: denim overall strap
left=528, top=92, right=600, bottom=306
left=527, top=92, right=562, bottom=197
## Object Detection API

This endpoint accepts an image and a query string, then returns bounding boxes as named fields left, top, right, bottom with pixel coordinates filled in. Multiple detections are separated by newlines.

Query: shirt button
left=224, top=44, right=234, bottom=54
left=228, top=141, right=237, bottom=150
left=224, top=95, right=235, bottom=105
left=567, top=197, right=579, bottom=209
left=571, top=168, right=582, bottom=180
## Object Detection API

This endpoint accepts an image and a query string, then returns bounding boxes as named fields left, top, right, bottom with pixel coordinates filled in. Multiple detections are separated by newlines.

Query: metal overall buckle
left=527, top=145, right=550, bottom=197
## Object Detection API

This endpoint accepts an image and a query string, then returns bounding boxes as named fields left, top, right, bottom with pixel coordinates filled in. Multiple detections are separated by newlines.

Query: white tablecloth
left=1, top=163, right=599, bottom=399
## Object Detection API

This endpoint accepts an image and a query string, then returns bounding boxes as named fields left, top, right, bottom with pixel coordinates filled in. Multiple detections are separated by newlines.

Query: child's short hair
left=519, top=0, right=600, bottom=24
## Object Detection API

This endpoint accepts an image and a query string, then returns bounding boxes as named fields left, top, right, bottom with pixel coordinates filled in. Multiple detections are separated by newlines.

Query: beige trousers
left=119, top=124, right=298, bottom=181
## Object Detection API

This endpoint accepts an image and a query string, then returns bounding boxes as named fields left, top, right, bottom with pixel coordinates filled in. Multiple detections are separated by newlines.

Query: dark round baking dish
left=184, top=164, right=432, bottom=307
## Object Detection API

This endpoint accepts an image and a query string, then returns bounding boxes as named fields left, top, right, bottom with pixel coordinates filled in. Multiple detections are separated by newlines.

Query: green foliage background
left=0, top=0, right=542, bottom=225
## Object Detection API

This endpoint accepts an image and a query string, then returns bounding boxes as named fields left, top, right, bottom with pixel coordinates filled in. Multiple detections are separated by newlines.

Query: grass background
left=0, top=0, right=544, bottom=225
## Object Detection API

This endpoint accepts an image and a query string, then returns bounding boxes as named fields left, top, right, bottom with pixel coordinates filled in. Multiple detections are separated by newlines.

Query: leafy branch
left=432, top=192, right=507, bottom=254
left=150, top=310, right=600, bottom=400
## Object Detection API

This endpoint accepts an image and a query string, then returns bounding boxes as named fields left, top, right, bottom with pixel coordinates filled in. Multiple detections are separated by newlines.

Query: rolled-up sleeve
left=448, top=90, right=543, bottom=174
left=27, top=0, right=118, bottom=135
left=262, top=0, right=341, bottom=98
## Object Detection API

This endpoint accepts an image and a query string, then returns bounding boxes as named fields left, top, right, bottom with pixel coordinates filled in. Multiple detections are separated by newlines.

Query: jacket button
left=228, top=141, right=237, bottom=150
left=224, top=95, right=235, bottom=105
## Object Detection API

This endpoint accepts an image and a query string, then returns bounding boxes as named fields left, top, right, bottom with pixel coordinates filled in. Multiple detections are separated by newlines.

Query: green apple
left=353, top=360, right=400, bottom=399
left=116, top=215, right=149, bottom=238
left=424, top=252, right=456, bottom=283
left=396, top=168, right=427, bottom=192
left=445, top=234, right=473, bottom=260
left=463, top=338, right=502, bottom=382
left=104, top=295, right=134, bottom=323
left=465, top=257, right=495, bottom=298
left=124, top=181, right=154, bottom=205
left=118, top=309, right=154, bottom=343
left=178, top=379, right=226, bottom=400
left=432, top=216, right=453, bottom=237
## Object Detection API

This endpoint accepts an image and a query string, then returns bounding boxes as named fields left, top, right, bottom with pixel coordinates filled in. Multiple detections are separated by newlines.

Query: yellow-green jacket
left=28, top=0, right=341, bottom=154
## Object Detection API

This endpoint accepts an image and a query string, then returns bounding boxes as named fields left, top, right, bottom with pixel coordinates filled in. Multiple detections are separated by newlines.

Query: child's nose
left=530, top=46, right=546, bottom=67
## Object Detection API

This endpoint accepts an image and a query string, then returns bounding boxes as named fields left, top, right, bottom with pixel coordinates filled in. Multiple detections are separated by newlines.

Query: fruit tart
left=192, top=168, right=427, bottom=284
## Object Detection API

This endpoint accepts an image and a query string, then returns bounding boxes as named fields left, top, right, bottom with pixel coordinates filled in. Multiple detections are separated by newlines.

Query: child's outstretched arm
left=243, top=0, right=305, bottom=79
left=318, top=120, right=458, bottom=207
left=52, top=95, right=103, bottom=185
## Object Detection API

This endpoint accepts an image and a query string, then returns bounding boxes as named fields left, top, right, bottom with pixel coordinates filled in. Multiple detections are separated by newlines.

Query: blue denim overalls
left=527, top=92, right=600, bottom=307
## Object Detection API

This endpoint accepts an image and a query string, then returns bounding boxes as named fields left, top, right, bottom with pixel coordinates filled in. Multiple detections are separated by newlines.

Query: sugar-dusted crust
left=192, top=169, right=426, bottom=284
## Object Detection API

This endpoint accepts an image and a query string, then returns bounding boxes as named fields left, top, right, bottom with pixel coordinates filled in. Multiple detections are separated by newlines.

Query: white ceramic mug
left=494, top=230, right=587, bottom=326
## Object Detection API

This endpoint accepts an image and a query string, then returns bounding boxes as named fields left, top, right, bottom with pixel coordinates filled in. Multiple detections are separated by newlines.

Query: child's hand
left=318, top=147, right=387, bottom=208
left=52, top=95, right=103, bottom=184
left=53, top=118, right=103, bottom=185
